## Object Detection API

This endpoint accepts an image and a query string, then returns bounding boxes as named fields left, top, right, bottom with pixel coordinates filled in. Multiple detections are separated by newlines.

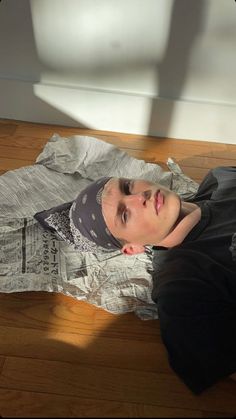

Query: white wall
left=0, top=0, right=236, bottom=143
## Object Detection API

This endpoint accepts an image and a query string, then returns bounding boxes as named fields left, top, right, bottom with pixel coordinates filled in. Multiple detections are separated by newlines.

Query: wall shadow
left=148, top=0, right=206, bottom=139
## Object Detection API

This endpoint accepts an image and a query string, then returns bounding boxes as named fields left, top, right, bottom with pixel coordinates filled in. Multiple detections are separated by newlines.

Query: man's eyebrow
left=114, top=179, right=125, bottom=227
left=118, top=178, right=125, bottom=194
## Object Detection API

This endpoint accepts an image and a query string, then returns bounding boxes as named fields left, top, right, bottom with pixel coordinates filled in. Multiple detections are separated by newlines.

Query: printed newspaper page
left=0, top=217, right=67, bottom=293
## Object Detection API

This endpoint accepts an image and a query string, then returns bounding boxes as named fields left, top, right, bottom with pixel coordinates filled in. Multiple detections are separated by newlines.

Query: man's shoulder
left=205, top=166, right=236, bottom=200
left=206, top=166, right=236, bottom=187
left=192, top=166, right=236, bottom=203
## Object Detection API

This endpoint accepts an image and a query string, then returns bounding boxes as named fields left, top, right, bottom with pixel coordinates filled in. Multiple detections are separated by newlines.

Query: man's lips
left=155, top=190, right=164, bottom=214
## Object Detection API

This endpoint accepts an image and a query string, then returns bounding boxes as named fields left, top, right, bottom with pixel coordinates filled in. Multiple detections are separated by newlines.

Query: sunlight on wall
left=33, top=82, right=152, bottom=133
left=30, top=0, right=173, bottom=132
left=26, top=0, right=236, bottom=142
left=30, top=0, right=171, bottom=73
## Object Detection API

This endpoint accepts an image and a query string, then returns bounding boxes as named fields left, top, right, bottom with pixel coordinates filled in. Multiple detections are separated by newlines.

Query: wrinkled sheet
left=0, top=134, right=198, bottom=319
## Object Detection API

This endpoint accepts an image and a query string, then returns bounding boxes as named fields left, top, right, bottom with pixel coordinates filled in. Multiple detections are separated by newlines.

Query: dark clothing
left=151, top=167, right=236, bottom=394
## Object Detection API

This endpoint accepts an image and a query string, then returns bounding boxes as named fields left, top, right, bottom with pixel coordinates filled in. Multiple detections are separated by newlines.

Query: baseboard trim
left=1, top=78, right=236, bottom=144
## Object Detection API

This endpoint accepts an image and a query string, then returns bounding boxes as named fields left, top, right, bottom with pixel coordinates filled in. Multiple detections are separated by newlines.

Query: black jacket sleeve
left=156, top=277, right=236, bottom=394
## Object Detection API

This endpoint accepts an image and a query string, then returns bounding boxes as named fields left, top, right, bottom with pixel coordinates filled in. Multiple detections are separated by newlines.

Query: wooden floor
left=1, top=119, right=236, bottom=418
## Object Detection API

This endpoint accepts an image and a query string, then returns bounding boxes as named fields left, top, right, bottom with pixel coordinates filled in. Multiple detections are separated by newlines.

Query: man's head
left=102, top=177, right=181, bottom=254
left=71, top=176, right=182, bottom=255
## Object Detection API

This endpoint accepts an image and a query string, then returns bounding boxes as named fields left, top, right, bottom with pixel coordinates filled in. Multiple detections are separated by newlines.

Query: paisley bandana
left=70, top=177, right=121, bottom=252
left=34, top=177, right=121, bottom=253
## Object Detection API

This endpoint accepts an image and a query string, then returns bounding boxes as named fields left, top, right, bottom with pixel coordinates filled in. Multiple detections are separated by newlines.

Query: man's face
left=101, top=177, right=181, bottom=250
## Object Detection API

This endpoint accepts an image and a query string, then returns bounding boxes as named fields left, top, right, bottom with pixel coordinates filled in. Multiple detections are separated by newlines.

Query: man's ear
left=121, top=243, right=145, bottom=255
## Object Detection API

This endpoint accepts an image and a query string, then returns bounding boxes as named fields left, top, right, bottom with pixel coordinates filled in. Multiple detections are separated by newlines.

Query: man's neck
left=157, top=201, right=201, bottom=248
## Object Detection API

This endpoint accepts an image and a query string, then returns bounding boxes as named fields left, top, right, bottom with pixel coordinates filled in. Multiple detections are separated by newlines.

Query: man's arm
left=155, top=276, right=236, bottom=394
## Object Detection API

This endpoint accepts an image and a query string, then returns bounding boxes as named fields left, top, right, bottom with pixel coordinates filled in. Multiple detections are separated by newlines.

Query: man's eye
left=122, top=209, right=128, bottom=224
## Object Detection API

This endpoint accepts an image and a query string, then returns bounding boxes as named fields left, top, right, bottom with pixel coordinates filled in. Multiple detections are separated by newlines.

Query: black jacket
left=152, top=167, right=236, bottom=394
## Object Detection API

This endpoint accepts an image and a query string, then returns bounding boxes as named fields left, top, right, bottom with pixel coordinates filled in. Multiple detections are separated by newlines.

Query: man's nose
left=124, top=190, right=151, bottom=206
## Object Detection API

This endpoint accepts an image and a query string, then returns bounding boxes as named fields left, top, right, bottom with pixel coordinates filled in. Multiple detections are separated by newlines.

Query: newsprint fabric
left=0, top=134, right=198, bottom=320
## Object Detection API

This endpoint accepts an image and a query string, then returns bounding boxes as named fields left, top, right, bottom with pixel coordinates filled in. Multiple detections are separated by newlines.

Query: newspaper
left=0, top=134, right=198, bottom=319
left=0, top=217, right=66, bottom=292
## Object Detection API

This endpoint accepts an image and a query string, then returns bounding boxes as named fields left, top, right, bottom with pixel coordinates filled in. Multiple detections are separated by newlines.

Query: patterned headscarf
left=34, top=177, right=122, bottom=253
left=70, top=177, right=121, bottom=252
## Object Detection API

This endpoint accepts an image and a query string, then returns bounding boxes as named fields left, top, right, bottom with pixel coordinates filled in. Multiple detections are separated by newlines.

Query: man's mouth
left=155, top=190, right=164, bottom=214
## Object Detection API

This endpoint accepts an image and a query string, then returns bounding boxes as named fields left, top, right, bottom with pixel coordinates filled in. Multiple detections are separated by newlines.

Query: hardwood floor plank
left=0, top=388, right=206, bottom=418
left=0, top=157, right=33, bottom=171
left=88, top=134, right=234, bottom=159
left=94, top=309, right=160, bottom=341
left=0, top=145, right=42, bottom=161
left=0, top=324, right=170, bottom=374
left=1, top=357, right=236, bottom=414
left=6, top=119, right=233, bottom=159
left=1, top=118, right=236, bottom=157
left=0, top=136, right=48, bottom=149
left=122, top=149, right=236, bottom=168
left=0, top=121, right=17, bottom=136
left=13, top=121, right=105, bottom=139
left=0, top=293, right=96, bottom=334
left=0, top=293, right=160, bottom=342
left=0, top=357, right=6, bottom=374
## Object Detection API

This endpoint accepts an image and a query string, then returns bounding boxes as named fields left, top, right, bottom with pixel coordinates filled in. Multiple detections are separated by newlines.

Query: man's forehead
left=101, top=178, right=121, bottom=230
left=102, top=177, right=118, bottom=197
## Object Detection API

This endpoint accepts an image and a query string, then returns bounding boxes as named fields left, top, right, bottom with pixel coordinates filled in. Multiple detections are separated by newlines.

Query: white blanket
left=0, top=134, right=198, bottom=319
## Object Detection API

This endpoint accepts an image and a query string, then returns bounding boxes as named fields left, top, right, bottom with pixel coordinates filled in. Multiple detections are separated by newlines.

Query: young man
left=35, top=166, right=236, bottom=394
